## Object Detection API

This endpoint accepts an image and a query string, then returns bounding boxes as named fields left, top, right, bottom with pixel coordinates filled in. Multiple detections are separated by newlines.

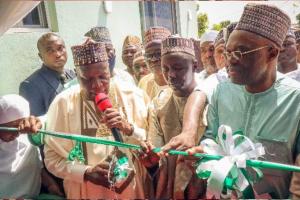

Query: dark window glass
left=14, top=2, right=48, bottom=28
left=141, top=2, right=177, bottom=34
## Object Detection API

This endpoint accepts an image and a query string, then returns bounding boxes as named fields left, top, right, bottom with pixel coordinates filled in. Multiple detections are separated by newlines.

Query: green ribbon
left=1, top=127, right=300, bottom=173
left=114, top=156, right=129, bottom=180
left=193, top=125, right=265, bottom=198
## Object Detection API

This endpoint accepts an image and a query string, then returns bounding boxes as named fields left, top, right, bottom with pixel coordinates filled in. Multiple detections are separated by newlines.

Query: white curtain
left=0, top=0, right=40, bottom=36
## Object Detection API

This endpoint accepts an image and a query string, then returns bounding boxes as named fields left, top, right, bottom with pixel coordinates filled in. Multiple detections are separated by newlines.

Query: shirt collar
left=41, top=64, right=62, bottom=80
left=242, top=72, right=283, bottom=96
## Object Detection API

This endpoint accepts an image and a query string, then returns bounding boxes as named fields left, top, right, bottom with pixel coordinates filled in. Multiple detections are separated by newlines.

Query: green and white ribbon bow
left=113, top=156, right=131, bottom=182
left=196, top=125, right=265, bottom=198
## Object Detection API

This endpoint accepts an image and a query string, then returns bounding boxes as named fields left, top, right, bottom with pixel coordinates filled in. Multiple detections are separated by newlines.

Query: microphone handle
left=111, top=128, right=124, bottom=143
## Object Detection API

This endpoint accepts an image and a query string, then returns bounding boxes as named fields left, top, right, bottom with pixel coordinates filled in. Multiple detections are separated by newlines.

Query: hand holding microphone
left=95, top=93, right=134, bottom=142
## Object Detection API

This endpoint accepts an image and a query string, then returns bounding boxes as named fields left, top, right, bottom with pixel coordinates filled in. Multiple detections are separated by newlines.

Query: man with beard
left=197, top=31, right=218, bottom=81
left=85, top=27, right=136, bottom=88
left=122, top=35, right=142, bottom=82
left=139, top=36, right=206, bottom=199
left=138, top=27, right=171, bottom=99
left=43, top=39, right=151, bottom=199
left=196, top=22, right=238, bottom=101
left=185, top=3, right=300, bottom=198
left=278, top=29, right=299, bottom=74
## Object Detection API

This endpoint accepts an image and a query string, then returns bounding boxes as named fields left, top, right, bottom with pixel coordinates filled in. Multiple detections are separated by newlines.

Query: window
left=140, top=1, right=178, bottom=35
left=14, top=2, right=48, bottom=28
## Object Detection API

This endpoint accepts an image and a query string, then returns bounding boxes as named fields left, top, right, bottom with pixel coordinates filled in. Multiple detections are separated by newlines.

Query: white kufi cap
left=200, top=30, right=219, bottom=44
left=0, top=94, right=30, bottom=124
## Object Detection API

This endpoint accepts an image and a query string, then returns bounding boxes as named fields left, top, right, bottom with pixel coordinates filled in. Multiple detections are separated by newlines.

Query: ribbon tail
left=240, top=168, right=255, bottom=198
left=207, top=156, right=234, bottom=198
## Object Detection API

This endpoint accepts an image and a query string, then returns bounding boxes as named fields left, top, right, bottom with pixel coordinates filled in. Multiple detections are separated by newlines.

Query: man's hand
left=137, top=141, right=160, bottom=168
left=101, top=108, right=133, bottom=136
left=177, top=146, right=205, bottom=172
left=84, top=162, right=110, bottom=187
left=18, top=115, right=42, bottom=134
left=160, top=132, right=196, bottom=156
left=186, top=146, right=205, bottom=158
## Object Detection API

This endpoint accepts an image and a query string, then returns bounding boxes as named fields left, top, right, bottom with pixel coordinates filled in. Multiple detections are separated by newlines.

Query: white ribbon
left=196, top=125, right=265, bottom=198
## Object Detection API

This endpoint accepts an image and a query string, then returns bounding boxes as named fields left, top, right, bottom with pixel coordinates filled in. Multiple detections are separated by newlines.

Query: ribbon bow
left=196, top=125, right=265, bottom=198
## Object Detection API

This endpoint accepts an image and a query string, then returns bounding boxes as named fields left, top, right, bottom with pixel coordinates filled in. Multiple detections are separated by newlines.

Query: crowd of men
left=1, top=3, right=300, bottom=199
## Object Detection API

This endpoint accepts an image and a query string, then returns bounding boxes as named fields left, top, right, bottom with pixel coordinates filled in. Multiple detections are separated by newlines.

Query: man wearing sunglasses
left=165, top=3, right=300, bottom=199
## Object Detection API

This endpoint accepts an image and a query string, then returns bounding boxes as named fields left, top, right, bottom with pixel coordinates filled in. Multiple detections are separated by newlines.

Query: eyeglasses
left=145, top=52, right=161, bottom=62
left=282, top=42, right=295, bottom=49
left=223, top=45, right=269, bottom=60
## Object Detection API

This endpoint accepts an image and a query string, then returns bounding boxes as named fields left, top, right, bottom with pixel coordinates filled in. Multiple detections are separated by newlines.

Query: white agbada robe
left=0, top=135, right=42, bottom=198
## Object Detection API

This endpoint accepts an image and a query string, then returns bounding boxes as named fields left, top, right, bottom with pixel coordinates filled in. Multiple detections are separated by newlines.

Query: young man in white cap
left=0, top=94, right=49, bottom=198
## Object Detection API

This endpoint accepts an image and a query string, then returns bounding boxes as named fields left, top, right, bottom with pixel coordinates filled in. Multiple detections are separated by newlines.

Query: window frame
left=139, top=1, right=180, bottom=38
left=7, top=2, right=51, bottom=33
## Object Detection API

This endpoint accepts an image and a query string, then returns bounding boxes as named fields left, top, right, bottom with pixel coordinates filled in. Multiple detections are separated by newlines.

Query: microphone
left=95, top=93, right=124, bottom=142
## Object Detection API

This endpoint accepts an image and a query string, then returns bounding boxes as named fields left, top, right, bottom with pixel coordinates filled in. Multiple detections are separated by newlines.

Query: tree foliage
left=212, top=20, right=231, bottom=31
left=197, top=13, right=209, bottom=37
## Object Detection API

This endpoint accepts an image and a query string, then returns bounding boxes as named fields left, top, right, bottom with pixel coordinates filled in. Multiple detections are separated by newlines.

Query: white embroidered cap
left=0, top=94, right=30, bottom=124
left=200, top=30, right=219, bottom=44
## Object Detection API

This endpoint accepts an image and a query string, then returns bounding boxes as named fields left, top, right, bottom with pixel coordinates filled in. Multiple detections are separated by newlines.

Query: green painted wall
left=0, top=32, right=44, bottom=95
left=0, top=1, right=196, bottom=95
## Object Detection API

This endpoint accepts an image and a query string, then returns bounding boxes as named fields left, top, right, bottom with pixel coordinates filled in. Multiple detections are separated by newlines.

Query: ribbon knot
left=196, top=125, right=265, bottom=198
